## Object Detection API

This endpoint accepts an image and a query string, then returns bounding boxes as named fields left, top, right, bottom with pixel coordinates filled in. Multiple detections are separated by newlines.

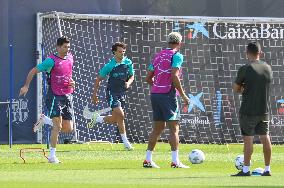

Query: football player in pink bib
left=143, top=32, right=190, bottom=168
left=19, top=37, right=75, bottom=163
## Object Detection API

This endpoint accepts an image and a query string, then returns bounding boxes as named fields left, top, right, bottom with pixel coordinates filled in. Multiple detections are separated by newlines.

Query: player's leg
left=259, top=134, right=272, bottom=176
left=147, top=121, right=166, bottom=151
left=92, top=92, right=132, bottom=149
left=112, top=106, right=134, bottom=150
left=112, top=107, right=125, bottom=133
left=232, top=115, right=255, bottom=176
left=33, top=114, right=54, bottom=132
left=61, top=95, right=74, bottom=133
left=61, top=120, right=73, bottom=132
left=46, top=96, right=64, bottom=163
left=87, top=109, right=116, bottom=127
left=143, top=121, right=166, bottom=168
left=168, top=121, right=179, bottom=160
left=161, top=92, right=188, bottom=168
left=103, top=91, right=120, bottom=124
left=168, top=121, right=188, bottom=168
left=168, top=121, right=179, bottom=151
left=243, top=136, right=254, bottom=170
left=33, top=90, right=55, bottom=132
left=49, top=116, right=62, bottom=163
left=104, top=92, right=125, bottom=125
left=167, top=97, right=180, bottom=153
left=242, top=116, right=259, bottom=174
left=112, top=93, right=134, bottom=149
left=50, top=116, right=62, bottom=149
left=143, top=94, right=166, bottom=168
left=87, top=92, right=119, bottom=127
left=257, top=119, right=272, bottom=176
left=102, top=114, right=117, bottom=124
left=147, top=94, right=166, bottom=151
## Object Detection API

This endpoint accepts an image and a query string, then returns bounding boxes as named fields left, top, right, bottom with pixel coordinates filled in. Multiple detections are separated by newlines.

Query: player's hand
left=92, top=94, right=99, bottom=104
left=181, top=94, right=190, bottom=113
left=241, top=83, right=245, bottom=93
left=19, top=85, right=29, bottom=97
left=68, top=78, right=75, bottom=88
left=125, top=81, right=131, bottom=89
left=181, top=94, right=190, bottom=106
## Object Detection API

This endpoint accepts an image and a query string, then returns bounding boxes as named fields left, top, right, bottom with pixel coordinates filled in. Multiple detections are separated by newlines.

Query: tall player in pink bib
left=143, top=32, right=190, bottom=168
left=19, top=37, right=75, bottom=163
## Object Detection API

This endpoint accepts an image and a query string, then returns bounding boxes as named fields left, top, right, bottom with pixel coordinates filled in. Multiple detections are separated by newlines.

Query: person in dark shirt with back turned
left=232, top=42, right=273, bottom=176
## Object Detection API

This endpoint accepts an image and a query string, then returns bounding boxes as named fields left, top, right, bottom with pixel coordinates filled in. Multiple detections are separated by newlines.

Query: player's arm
left=19, top=58, right=54, bottom=97
left=171, top=53, right=189, bottom=105
left=125, top=61, right=135, bottom=89
left=19, top=68, right=40, bottom=96
left=126, top=75, right=134, bottom=89
left=234, top=65, right=245, bottom=94
left=233, top=83, right=243, bottom=93
left=92, top=76, right=104, bottom=104
left=171, top=68, right=189, bottom=105
left=145, top=71, right=154, bottom=85
left=92, top=63, right=112, bottom=104
left=145, top=63, right=154, bottom=85
left=268, top=64, right=273, bottom=81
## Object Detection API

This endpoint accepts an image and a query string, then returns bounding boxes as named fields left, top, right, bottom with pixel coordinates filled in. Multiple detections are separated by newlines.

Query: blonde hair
left=167, top=32, right=182, bottom=44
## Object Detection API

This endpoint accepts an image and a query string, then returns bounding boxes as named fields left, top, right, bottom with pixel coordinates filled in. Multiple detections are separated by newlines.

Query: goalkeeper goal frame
left=36, top=12, right=284, bottom=144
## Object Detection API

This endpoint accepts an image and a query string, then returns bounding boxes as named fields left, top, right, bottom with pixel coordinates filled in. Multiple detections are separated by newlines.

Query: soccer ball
left=235, top=155, right=244, bottom=170
left=235, top=155, right=252, bottom=170
left=189, top=149, right=205, bottom=164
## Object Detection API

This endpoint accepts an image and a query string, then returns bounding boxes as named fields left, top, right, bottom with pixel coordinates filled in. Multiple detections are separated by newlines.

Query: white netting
left=37, top=12, right=284, bottom=144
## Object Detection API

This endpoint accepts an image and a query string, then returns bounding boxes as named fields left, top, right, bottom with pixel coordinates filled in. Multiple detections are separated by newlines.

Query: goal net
left=37, top=12, right=284, bottom=144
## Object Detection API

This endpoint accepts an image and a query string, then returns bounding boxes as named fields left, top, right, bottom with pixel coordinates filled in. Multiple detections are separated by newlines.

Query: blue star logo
left=186, top=22, right=209, bottom=39
left=277, top=99, right=284, bottom=103
left=187, top=92, right=205, bottom=112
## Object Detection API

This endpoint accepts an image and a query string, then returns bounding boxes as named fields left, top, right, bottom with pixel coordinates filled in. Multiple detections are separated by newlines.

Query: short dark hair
left=247, top=41, right=261, bottom=55
left=57, top=36, right=70, bottom=46
left=112, top=42, right=127, bottom=54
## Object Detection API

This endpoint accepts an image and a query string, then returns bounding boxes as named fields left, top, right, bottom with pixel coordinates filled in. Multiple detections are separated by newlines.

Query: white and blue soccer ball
left=235, top=155, right=244, bottom=170
left=189, top=149, right=205, bottom=164
left=235, top=155, right=252, bottom=170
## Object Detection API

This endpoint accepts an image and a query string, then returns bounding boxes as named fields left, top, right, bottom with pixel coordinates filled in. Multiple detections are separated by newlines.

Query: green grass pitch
left=0, top=143, right=283, bottom=188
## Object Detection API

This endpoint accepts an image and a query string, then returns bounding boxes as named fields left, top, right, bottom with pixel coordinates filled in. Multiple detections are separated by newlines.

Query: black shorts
left=239, top=114, right=269, bottom=136
left=46, top=92, right=74, bottom=120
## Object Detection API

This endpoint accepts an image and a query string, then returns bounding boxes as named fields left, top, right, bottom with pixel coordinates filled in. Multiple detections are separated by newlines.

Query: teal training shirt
left=36, top=53, right=69, bottom=73
left=36, top=58, right=54, bottom=73
left=99, top=57, right=134, bottom=78
left=99, top=57, right=134, bottom=93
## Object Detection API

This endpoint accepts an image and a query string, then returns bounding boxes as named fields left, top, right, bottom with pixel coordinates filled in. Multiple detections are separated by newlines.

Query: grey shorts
left=239, top=114, right=269, bottom=136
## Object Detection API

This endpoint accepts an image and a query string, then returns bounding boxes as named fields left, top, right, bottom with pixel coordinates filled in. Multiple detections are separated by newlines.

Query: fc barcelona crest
left=6, top=99, right=29, bottom=124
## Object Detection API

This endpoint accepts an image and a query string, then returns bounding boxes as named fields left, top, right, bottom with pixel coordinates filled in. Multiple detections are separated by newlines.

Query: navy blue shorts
left=106, top=91, right=126, bottom=109
left=45, top=90, right=74, bottom=120
left=150, top=90, right=180, bottom=121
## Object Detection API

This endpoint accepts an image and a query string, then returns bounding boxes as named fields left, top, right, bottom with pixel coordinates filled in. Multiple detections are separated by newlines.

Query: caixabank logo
left=173, top=21, right=209, bottom=39
left=173, top=21, right=284, bottom=39
left=186, top=22, right=209, bottom=39
left=182, top=91, right=222, bottom=127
